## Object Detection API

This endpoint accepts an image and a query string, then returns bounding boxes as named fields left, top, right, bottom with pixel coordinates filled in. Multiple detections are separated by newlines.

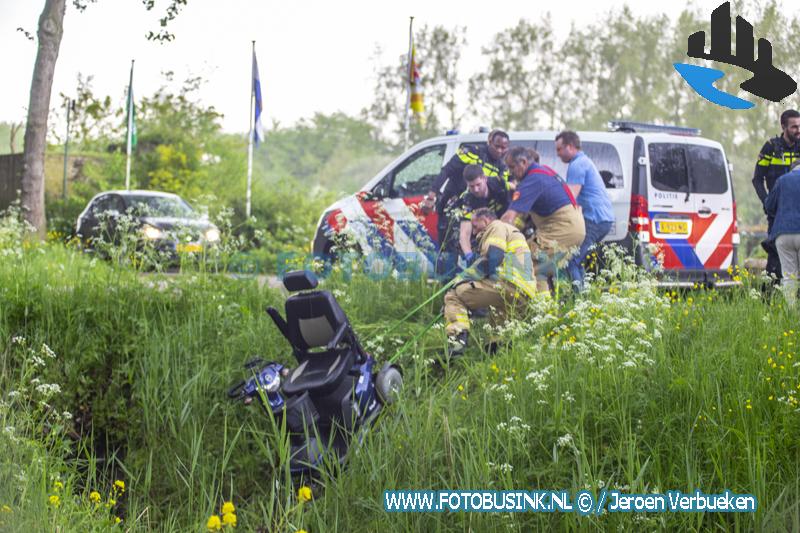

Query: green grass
left=1, top=238, right=799, bottom=532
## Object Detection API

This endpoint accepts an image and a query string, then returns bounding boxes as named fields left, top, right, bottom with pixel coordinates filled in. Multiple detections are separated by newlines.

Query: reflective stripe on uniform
left=505, top=238, right=528, bottom=252
left=484, top=236, right=507, bottom=248
left=458, top=149, right=481, bottom=165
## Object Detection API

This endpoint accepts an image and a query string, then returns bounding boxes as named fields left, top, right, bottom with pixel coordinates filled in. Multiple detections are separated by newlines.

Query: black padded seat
left=281, top=349, right=354, bottom=396
left=267, top=270, right=366, bottom=396
left=285, top=291, right=348, bottom=352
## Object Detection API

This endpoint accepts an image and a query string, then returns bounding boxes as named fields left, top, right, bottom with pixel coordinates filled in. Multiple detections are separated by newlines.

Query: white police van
left=312, top=121, right=739, bottom=286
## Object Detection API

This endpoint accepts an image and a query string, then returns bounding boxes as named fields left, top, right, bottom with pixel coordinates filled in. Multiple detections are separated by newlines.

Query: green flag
left=126, top=62, right=137, bottom=151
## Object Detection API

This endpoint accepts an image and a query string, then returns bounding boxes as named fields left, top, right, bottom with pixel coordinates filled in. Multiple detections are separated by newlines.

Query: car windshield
left=125, top=195, right=196, bottom=218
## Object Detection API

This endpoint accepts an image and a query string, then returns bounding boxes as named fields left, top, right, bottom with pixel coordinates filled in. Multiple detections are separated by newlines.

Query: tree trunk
left=21, top=0, right=66, bottom=237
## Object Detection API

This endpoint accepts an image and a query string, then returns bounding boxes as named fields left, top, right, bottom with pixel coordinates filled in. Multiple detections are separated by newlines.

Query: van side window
left=583, top=142, right=624, bottom=189
left=391, top=144, right=446, bottom=198
left=648, top=143, right=728, bottom=194
left=533, top=141, right=623, bottom=188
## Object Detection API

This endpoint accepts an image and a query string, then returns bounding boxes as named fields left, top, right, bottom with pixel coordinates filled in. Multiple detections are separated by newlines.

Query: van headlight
left=141, top=224, right=162, bottom=240
left=205, top=228, right=220, bottom=242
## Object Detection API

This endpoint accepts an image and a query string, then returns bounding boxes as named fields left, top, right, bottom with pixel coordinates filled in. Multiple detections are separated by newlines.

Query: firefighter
left=423, top=129, right=510, bottom=278
left=753, top=109, right=800, bottom=281
left=501, top=146, right=585, bottom=293
left=443, top=207, right=539, bottom=358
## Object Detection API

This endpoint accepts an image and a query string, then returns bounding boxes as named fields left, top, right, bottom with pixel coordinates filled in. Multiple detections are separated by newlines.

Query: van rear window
left=648, top=143, right=728, bottom=194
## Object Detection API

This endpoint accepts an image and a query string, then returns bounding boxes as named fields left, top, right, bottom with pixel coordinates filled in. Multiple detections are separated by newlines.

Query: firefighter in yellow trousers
left=444, top=208, right=541, bottom=358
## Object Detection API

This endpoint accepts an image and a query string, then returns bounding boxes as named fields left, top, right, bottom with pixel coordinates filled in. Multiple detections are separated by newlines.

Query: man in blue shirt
left=556, top=131, right=615, bottom=291
left=501, top=146, right=585, bottom=293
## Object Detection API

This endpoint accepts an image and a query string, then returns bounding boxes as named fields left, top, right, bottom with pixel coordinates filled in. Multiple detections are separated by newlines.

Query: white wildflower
left=41, top=343, right=56, bottom=359
left=556, top=433, right=573, bottom=448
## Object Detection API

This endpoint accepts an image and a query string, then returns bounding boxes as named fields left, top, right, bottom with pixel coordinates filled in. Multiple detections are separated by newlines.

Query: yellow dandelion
left=53, top=481, right=64, bottom=492
left=296, top=530, right=308, bottom=533
left=297, top=486, right=313, bottom=503
left=115, top=517, right=122, bottom=524
left=221, top=501, right=235, bottom=515
left=457, top=385, right=464, bottom=392
left=461, top=395, right=467, bottom=400
left=89, top=491, right=101, bottom=503
left=48, top=495, right=60, bottom=507
left=114, top=480, right=125, bottom=493
left=207, top=515, right=222, bottom=531
left=222, top=512, right=237, bottom=528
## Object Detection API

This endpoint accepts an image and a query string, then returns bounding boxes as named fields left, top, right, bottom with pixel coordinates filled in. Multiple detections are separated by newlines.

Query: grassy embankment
left=1, top=225, right=799, bottom=532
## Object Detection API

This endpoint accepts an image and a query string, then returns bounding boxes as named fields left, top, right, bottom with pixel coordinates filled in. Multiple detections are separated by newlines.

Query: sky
left=1, top=0, right=725, bottom=134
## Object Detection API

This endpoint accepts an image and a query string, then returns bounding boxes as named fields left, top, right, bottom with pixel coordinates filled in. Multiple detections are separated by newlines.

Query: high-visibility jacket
left=474, top=219, right=538, bottom=299
left=753, top=135, right=800, bottom=203
left=432, top=144, right=510, bottom=215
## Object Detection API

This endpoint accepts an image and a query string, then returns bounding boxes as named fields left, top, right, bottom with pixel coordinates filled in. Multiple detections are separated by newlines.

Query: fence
left=0, top=153, right=23, bottom=211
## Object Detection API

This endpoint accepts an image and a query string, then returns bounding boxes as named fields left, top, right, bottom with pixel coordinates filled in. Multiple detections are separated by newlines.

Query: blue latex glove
left=464, top=252, right=477, bottom=266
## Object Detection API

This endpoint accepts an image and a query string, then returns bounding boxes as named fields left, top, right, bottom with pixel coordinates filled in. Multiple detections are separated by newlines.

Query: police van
left=312, top=121, right=739, bottom=286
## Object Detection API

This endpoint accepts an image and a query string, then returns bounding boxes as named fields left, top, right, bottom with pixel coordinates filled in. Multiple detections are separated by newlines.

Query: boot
left=447, top=330, right=469, bottom=359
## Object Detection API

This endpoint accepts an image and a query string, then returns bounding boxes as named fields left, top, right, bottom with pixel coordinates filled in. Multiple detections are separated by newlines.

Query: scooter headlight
left=262, top=370, right=281, bottom=394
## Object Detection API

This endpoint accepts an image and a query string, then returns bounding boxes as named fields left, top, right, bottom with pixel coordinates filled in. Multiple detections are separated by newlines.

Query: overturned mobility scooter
left=228, top=270, right=403, bottom=476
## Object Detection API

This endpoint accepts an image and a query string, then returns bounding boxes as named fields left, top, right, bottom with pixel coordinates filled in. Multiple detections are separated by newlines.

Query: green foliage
left=2, top=234, right=800, bottom=530
left=364, top=24, right=468, bottom=147
left=256, top=112, right=394, bottom=194
left=0, top=122, right=24, bottom=155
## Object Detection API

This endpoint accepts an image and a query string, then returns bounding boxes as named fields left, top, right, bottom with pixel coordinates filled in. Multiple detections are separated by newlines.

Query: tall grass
left=1, top=216, right=799, bottom=530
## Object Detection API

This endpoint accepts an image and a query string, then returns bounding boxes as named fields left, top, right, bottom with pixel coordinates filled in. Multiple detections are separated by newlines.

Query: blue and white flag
left=252, top=51, right=265, bottom=145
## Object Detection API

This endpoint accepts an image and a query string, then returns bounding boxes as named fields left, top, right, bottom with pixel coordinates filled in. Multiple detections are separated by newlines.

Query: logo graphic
left=674, top=2, right=797, bottom=110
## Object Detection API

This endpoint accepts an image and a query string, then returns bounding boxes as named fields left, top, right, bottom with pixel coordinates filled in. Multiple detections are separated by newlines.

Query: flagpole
left=246, top=41, right=255, bottom=219
left=403, top=17, right=413, bottom=151
left=125, top=59, right=134, bottom=191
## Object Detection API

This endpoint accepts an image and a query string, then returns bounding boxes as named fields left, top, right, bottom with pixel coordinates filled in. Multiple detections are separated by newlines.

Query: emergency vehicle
left=312, top=121, right=739, bottom=286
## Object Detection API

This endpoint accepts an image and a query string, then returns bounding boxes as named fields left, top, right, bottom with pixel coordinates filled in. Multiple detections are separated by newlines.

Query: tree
left=21, top=0, right=66, bottom=236
left=20, top=0, right=187, bottom=237
left=364, top=25, right=467, bottom=147
left=468, top=17, right=570, bottom=130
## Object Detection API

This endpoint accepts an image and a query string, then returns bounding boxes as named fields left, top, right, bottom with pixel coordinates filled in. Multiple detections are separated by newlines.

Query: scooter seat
left=281, top=349, right=355, bottom=396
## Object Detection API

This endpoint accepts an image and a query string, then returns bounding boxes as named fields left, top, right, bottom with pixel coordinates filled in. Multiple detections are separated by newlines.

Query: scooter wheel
left=376, top=366, right=403, bottom=405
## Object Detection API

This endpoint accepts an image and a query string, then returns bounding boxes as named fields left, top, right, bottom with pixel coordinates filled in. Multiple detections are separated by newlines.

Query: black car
left=76, top=190, right=220, bottom=256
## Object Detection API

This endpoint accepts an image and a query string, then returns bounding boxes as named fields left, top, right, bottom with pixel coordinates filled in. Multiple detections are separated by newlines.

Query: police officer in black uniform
left=753, top=109, right=800, bottom=280
left=422, top=129, right=510, bottom=278
left=447, top=164, right=511, bottom=266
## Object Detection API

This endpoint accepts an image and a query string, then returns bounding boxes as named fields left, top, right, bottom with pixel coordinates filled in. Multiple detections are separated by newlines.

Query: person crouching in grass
left=443, top=208, right=541, bottom=359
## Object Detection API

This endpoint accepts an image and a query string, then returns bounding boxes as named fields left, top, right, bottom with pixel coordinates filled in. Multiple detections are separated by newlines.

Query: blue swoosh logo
left=673, top=63, right=755, bottom=110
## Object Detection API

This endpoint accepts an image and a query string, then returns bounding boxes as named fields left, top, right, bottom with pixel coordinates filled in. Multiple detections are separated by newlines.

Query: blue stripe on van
left=665, top=239, right=704, bottom=269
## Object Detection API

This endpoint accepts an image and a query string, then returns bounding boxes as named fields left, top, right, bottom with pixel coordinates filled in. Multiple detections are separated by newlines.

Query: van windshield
left=648, top=143, right=728, bottom=194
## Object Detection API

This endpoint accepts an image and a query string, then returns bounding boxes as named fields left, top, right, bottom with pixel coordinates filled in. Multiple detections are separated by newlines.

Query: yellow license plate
left=177, top=243, right=203, bottom=253
left=656, top=220, right=689, bottom=235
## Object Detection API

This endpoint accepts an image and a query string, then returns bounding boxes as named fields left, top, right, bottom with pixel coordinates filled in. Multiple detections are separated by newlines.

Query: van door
left=646, top=142, right=734, bottom=270
left=334, top=143, right=446, bottom=272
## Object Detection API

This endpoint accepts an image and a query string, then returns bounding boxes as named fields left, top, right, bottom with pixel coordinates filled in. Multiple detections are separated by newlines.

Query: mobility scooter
left=228, top=270, right=403, bottom=475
